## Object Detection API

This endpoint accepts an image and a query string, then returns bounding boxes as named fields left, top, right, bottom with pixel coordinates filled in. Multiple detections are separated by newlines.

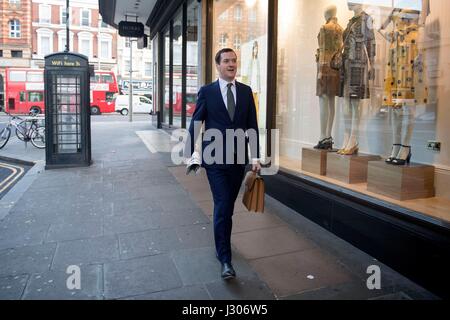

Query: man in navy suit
left=185, top=48, right=261, bottom=280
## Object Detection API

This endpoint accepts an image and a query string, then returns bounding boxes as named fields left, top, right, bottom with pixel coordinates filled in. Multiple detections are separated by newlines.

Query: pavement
left=0, top=114, right=438, bottom=300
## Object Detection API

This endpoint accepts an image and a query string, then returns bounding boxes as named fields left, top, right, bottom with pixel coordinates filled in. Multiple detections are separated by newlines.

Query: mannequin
left=380, top=9, right=428, bottom=165
left=338, top=3, right=375, bottom=155
left=314, top=5, right=343, bottom=150
left=247, top=41, right=261, bottom=119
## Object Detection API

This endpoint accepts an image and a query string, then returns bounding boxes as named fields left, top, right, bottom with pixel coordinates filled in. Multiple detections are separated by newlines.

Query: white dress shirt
left=218, top=77, right=236, bottom=110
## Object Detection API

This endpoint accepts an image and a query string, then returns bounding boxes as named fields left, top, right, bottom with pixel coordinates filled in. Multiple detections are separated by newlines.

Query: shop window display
left=212, top=0, right=268, bottom=131
left=277, top=0, right=450, bottom=221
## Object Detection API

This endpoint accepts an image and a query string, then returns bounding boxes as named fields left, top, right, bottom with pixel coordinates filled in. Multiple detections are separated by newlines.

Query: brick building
left=31, top=0, right=117, bottom=72
left=0, top=0, right=32, bottom=108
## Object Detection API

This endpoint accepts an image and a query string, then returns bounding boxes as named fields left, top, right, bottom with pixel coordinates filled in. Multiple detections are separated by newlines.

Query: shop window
left=212, top=0, right=268, bottom=133
left=276, top=0, right=448, bottom=221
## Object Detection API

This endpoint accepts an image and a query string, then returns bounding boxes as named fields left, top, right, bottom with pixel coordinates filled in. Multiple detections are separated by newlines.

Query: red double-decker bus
left=4, top=68, right=118, bottom=115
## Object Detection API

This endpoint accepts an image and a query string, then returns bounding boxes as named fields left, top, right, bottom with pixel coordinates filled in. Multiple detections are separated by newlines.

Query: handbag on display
left=242, top=171, right=265, bottom=213
left=330, top=20, right=358, bottom=71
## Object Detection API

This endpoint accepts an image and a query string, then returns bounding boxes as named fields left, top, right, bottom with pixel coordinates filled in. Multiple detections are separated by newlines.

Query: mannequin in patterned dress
left=314, top=5, right=343, bottom=150
left=380, top=8, right=428, bottom=165
left=338, top=3, right=376, bottom=155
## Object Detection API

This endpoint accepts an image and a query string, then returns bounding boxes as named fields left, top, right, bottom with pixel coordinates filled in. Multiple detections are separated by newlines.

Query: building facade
left=100, top=0, right=450, bottom=299
left=31, top=0, right=117, bottom=72
left=0, top=0, right=33, bottom=108
left=116, top=33, right=152, bottom=95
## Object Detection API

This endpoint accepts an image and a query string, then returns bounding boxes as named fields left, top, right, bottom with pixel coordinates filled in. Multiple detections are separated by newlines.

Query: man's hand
left=252, top=160, right=262, bottom=173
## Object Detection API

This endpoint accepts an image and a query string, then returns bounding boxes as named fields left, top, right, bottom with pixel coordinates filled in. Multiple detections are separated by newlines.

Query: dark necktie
left=227, top=83, right=235, bottom=121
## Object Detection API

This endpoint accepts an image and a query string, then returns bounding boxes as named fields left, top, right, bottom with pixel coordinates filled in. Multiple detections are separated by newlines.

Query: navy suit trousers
left=206, top=165, right=246, bottom=264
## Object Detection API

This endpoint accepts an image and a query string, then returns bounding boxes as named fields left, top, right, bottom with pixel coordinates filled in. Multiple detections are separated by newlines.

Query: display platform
left=367, top=161, right=435, bottom=201
left=326, top=152, right=381, bottom=184
left=301, top=148, right=330, bottom=176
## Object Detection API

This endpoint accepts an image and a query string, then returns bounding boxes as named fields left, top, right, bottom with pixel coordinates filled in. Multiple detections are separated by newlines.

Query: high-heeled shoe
left=314, top=137, right=333, bottom=150
left=385, top=144, right=402, bottom=164
left=340, top=144, right=359, bottom=155
left=392, top=145, right=412, bottom=166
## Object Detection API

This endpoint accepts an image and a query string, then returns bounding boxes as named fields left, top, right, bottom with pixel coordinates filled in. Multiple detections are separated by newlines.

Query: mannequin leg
left=339, top=97, right=352, bottom=152
left=319, top=95, right=329, bottom=141
left=325, top=94, right=336, bottom=140
left=388, top=107, right=402, bottom=159
left=398, top=105, right=416, bottom=161
left=346, top=98, right=361, bottom=151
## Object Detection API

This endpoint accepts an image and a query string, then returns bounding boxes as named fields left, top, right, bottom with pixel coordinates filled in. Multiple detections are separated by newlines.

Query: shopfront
left=101, top=0, right=450, bottom=298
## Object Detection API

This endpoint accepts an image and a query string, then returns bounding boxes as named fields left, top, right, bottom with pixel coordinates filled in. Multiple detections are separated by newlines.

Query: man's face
left=216, top=51, right=237, bottom=81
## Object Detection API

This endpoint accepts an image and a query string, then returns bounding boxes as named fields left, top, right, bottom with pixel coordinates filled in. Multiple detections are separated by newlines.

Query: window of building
left=234, top=5, right=242, bottom=21
left=78, top=32, right=93, bottom=57
left=124, top=60, right=130, bottom=73
left=219, top=10, right=229, bottom=20
left=9, top=20, right=21, bottom=38
left=81, top=9, right=90, bottom=27
left=144, top=62, right=152, bottom=77
left=0, top=50, right=3, bottom=57
left=9, top=0, right=20, bottom=7
left=39, top=4, right=51, bottom=24
left=60, top=7, right=69, bottom=25
left=36, top=29, right=53, bottom=56
left=11, top=50, right=22, bottom=58
left=58, top=31, right=73, bottom=52
left=99, top=35, right=112, bottom=59
left=219, top=33, right=228, bottom=47
left=233, top=34, right=241, bottom=50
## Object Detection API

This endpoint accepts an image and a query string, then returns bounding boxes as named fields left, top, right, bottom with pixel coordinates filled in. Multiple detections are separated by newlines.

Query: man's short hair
left=215, top=48, right=237, bottom=65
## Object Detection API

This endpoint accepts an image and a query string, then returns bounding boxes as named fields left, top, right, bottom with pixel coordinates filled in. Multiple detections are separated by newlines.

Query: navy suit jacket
left=185, top=80, right=260, bottom=169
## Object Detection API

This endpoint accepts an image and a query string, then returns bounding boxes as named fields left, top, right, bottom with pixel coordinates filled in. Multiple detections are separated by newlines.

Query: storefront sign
left=119, top=21, right=144, bottom=38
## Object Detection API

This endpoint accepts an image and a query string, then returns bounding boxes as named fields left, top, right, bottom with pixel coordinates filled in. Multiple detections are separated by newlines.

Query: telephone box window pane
left=52, top=75, right=82, bottom=154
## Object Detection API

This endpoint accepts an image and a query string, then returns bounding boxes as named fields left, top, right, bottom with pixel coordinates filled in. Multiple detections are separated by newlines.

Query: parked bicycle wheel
left=30, top=127, right=45, bottom=149
left=0, top=127, right=11, bottom=149
left=15, top=120, right=30, bottom=141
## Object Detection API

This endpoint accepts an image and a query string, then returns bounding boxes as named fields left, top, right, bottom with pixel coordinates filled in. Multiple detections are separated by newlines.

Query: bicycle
left=0, top=112, right=46, bottom=149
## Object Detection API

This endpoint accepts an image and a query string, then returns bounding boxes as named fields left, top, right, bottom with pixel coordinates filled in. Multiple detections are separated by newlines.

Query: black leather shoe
left=221, top=263, right=236, bottom=280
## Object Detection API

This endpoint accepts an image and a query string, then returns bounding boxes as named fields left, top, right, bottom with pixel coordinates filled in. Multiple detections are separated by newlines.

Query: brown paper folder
left=242, top=171, right=265, bottom=213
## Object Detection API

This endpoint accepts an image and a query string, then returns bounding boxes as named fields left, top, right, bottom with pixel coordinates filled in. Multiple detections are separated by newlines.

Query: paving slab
left=22, top=264, right=103, bottom=300
left=0, top=274, right=29, bottom=300
left=0, top=243, right=56, bottom=277
left=104, top=254, right=183, bottom=300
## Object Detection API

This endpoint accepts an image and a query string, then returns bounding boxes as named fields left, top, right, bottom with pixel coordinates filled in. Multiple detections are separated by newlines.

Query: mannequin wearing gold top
left=380, top=8, right=428, bottom=165
left=314, top=5, right=343, bottom=150
left=338, top=3, right=375, bottom=155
